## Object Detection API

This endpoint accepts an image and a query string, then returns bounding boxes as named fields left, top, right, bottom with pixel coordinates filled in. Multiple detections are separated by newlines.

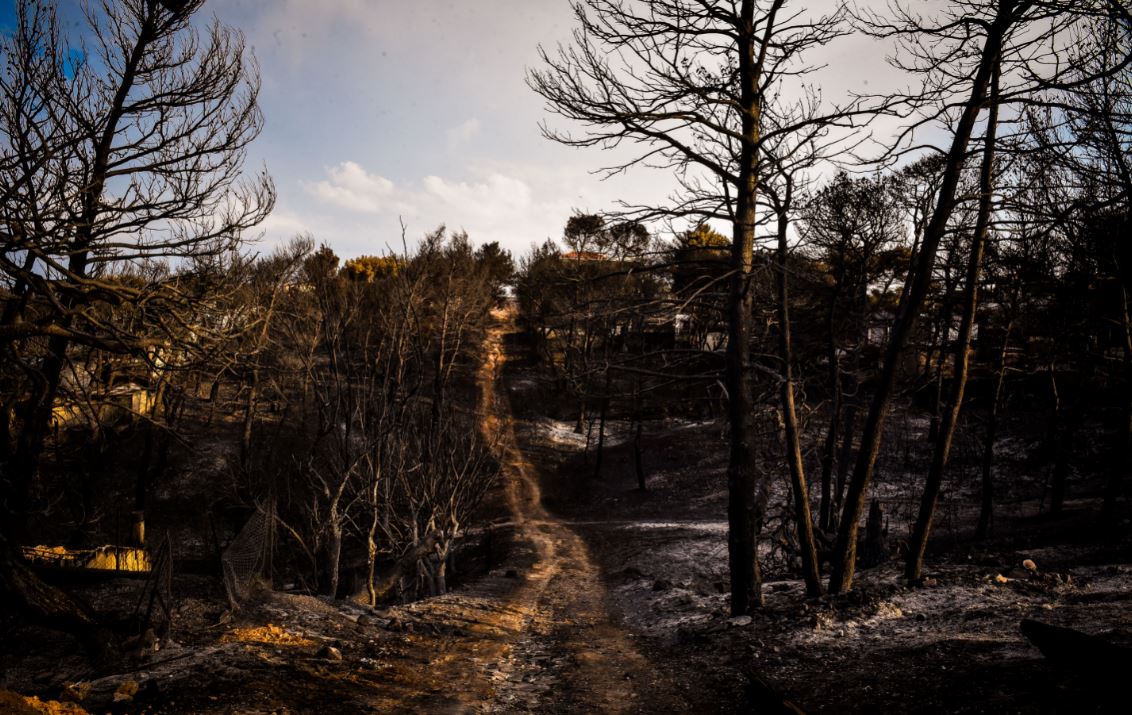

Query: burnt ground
left=508, top=367, right=1132, bottom=712
left=1, top=311, right=707, bottom=714
left=3, top=310, right=1132, bottom=713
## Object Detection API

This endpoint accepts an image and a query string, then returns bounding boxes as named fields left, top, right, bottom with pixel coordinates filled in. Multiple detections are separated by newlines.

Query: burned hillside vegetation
left=3, top=0, right=1131, bottom=713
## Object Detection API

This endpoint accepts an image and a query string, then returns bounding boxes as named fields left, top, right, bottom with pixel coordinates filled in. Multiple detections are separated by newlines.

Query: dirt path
left=339, top=306, right=679, bottom=712
left=463, top=306, right=679, bottom=713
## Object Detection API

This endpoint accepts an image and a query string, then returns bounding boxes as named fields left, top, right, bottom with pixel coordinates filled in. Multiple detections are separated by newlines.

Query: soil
left=2, top=308, right=1131, bottom=713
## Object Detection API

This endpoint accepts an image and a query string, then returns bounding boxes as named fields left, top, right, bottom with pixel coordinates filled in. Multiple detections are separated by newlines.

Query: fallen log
left=1020, top=619, right=1132, bottom=677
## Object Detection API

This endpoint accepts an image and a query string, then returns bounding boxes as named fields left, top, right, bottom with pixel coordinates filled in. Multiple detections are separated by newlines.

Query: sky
left=207, top=0, right=697, bottom=259
left=1, top=1, right=901, bottom=260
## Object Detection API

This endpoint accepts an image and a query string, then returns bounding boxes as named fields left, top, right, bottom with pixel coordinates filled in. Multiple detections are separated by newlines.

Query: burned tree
left=530, top=0, right=872, bottom=615
left=829, top=0, right=1124, bottom=593
left=0, top=0, right=273, bottom=538
left=0, top=0, right=272, bottom=652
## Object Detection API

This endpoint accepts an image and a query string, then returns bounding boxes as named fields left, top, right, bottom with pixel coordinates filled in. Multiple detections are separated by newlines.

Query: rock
left=728, top=615, right=753, bottom=627
left=62, top=682, right=91, bottom=703
left=113, top=680, right=139, bottom=703
left=317, top=645, right=343, bottom=661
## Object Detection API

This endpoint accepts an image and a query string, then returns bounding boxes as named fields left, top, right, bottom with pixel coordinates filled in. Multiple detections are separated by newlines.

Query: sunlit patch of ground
left=220, top=623, right=315, bottom=647
left=0, top=688, right=89, bottom=715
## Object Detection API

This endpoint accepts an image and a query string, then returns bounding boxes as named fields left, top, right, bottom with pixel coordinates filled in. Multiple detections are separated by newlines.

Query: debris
left=316, top=645, right=343, bottom=661
left=112, top=680, right=139, bottom=703
left=20, top=544, right=151, bottom=573
left=61, top=682, right=90, bottom=703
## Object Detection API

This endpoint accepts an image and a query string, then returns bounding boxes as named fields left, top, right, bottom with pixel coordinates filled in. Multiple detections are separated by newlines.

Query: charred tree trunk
left=240, top=368, right=259, bottom=469
left=366, top=474, right=382, bottom=606
left=906, top=60, right=999, bottom=583
left=832, top=402, right=858, bottom=526
left=860, top=499, right=888, bottom=569
left=927, top=338, right=948, bottom=443
left=1047, top=371, right=1084, bottom=516
left=325, top=512, right=343, bottom=598
left=433, top=543, right=450, bottom=596
left=634, top=418, right=646, bottom=491
left=1103, top=279, right=1132, bottom=534
left=829, top=5, right=1014, bottom=593
left=726, top=0, right=771, bottom=615
left=367, top=531, right=442, bottom=603
left=3, top=10, right=157, bottom=540
left=773, top=189, right=823, bottom=597
left=631, top=376, right=647, bottom=491
left=593, top=370, right=610, bottom=480
left=1050, top=421, right=1072, bottom=515
left=818, top=279, right=845, bottom=533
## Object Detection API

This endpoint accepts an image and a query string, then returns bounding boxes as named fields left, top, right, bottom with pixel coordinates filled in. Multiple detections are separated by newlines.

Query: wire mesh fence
left=221, top=500, right=275, bottom=609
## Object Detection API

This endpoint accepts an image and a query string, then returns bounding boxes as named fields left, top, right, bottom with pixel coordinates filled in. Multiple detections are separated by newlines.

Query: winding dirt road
left=387, top=306, right=679, bottom=712
left=473, top=307, right=672, bottom=712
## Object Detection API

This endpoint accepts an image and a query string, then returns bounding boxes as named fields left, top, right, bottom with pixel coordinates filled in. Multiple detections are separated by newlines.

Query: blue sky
left=3, top=1, right=901, bottom=259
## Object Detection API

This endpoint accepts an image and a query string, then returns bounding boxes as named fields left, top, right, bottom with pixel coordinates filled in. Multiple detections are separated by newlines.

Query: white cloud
left=305, top=161, right=394, bottom=213
left=289, top=153, right=702, bottom=259
left=299, top=160, right=599, bottom=255
left=422, top=172, right=531, bottom=217
left=446, top=118, right=481, bottom=147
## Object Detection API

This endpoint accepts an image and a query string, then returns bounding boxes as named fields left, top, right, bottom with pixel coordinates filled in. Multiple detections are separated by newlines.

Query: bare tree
left=530, top=0, right=871, bottom=615
left=828, top=0, right=1123, bottom=593
left=799, top=171, right=904, bottom=534
left=0, top=0, right=273, bottom=539
left=0, top=0, right=271, bottom=655
left=906, top=60, right=1002, bottom=583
